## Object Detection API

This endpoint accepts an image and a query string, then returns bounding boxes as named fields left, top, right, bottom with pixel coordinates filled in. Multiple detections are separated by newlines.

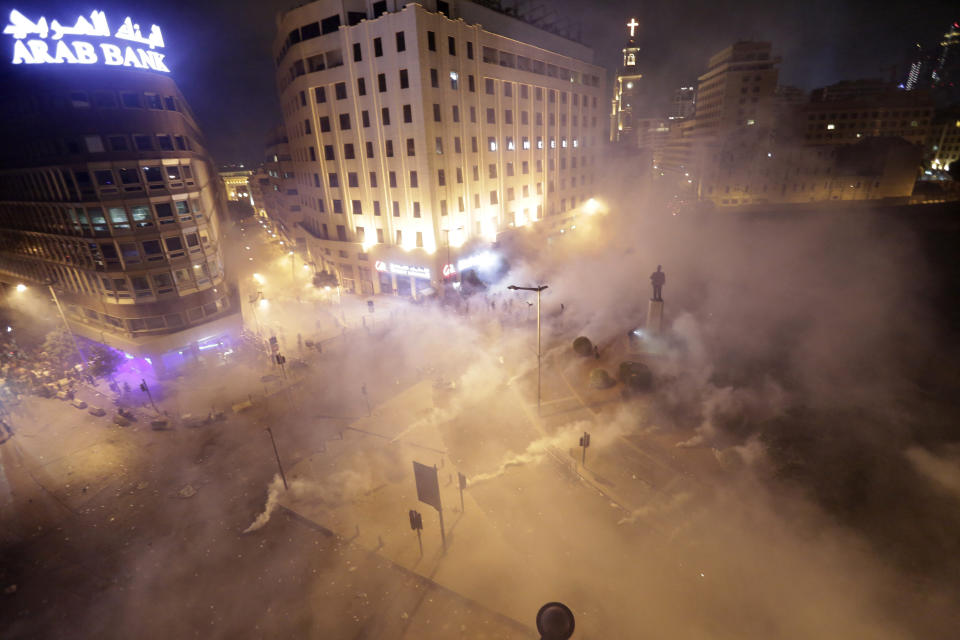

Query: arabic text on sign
left=4, top=9, right=168, bottom=73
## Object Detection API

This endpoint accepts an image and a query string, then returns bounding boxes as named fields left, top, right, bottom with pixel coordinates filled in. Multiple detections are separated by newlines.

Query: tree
left=87, top=344, right=122, bottom=379
left=40, top=330, right=76, bottom=368
left=572, top=336, right=593, bottom=357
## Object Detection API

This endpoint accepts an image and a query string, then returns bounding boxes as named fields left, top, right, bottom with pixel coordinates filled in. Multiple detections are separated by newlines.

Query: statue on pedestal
left=650, top=265, right=665, bottom=302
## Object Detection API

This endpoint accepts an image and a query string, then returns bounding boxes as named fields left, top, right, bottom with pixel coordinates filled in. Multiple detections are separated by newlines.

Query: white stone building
left=273, top=0, right=605, bottom=297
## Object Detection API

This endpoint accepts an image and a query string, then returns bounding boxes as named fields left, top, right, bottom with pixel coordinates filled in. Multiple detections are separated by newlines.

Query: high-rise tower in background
left=671, top=86, right=696, bottom=121
left=273, top=0, right=605, bottom=298
left=610, top=17, right=643, bottom=144
left=693, top=41, right=780, bottom=137
left=0, top=9, right=239, bottom=372
left=904, top=21, right=960, bottom=104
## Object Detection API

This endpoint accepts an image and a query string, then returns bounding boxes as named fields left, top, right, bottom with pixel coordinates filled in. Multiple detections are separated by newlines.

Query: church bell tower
left=611, top=17, right=644, bottom=144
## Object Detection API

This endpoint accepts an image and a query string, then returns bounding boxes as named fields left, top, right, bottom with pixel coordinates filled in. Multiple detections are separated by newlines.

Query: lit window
left=488, top=137, right=497, bottom=151
left=826, top=123, right=836, bottom=130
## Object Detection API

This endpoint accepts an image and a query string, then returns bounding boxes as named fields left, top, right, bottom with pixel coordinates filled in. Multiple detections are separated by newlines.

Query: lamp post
left=40, top=280, right=89, bottom=371
left=289, top=250, right=296, bottom=287
left=248, top=291, right=263, bottom=335
left=508, top=284, right=548, bottom=414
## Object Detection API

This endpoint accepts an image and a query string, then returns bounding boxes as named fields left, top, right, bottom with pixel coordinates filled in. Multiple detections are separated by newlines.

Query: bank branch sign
left=4, top=9, right=169, bottom=72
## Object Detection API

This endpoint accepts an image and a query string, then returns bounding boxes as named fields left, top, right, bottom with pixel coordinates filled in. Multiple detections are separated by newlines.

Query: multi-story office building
left=796, top=80, right=933, bottom=147
left=250, top=126, right=304, bottom=247
left=693, top=41, right=780, bottom=136
left=670, top=85, right=696, bottom=121
left=0, top=9, right=238, bottom=371
left=927, top=107, right=960, bottom=172
left=273, top=0, right=605, bottom=297
left=610, top=17, right=643, bottom=144
left=697, top=134, right=921, bottom=208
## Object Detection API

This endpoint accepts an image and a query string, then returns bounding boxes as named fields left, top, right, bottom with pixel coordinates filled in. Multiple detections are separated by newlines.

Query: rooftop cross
left=627, top=18, right=639, bottom=37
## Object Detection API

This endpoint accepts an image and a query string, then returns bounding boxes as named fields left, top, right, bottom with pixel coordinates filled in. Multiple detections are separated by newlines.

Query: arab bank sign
left=3, top=9, right=169, bottom=73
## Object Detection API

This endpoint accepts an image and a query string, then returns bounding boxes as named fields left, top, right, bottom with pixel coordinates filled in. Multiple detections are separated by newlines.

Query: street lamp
left=248, top=291, right=264, bottom=335
left=508, top=284, right=548, bottom=413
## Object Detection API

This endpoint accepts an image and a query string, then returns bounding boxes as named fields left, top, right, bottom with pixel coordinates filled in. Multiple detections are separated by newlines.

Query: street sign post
left=458, top=472, right=467, bottom=512
left=413, top=461, right=445, bottom=552
left=579, top=431, right=590, bottom=466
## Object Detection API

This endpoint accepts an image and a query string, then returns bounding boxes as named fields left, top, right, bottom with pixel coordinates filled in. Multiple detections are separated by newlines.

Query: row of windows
left=306, top=76, right=598, bottom=111
left=0, top=162, right=198, bottom=204
left=96, top=258, right=220, bottom=298
left=0, top=198, right=205, bottom=238
left=305, top=187, right=590, bottom=247
left=0, top=252, right=223, bottom=310
left=806, top=110, right=930, bottom=120
left=306, top=171, right=591, bottom=220
left=2, top=231, right=213, bottom=282
left=479, top=46, right=601, bottom=87
left=81, top=132, right=194, bottom=154
left=307, top=133, right=590, bottom=165
left=3, top=89, right=181, bottom=116
left=313, top=154, right=587, bottom=193
left=300, top=103, right=598, bottom=147
left=3, top=129, right=199, bottom=171
left=77, top=294, right=230, bottom=334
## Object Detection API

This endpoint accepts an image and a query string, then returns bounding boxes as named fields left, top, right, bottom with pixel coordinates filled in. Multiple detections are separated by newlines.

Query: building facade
left=671, top=85, right=696, bottom=121
left=273, top=0, right=605, bottom=297
left=796, top=80, right=933, bottom=147
left=697, top=134, right=921, bottom=208
left=0, top=10, right=238, bottom=371
left=250, top=126, right=305, bottom=249
left=693, top=41, right=780, bottom=137
left=927, top=108, right=960, bottom=172
left=219, top=169, right=253, bottom=201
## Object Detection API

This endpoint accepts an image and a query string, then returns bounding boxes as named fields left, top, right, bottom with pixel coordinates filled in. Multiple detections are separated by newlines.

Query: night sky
left=7, top=1, right=959, bottom=165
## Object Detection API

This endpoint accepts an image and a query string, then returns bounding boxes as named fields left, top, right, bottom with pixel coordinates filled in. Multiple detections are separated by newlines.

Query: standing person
left=650, top=265, right=666, bottom=302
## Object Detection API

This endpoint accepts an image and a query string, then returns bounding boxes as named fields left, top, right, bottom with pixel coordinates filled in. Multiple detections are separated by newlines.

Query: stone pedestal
left=646, top=299, right=664, bottom=335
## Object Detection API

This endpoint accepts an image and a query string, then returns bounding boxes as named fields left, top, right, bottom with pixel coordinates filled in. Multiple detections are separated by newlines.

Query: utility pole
left=265, top=427, right=288, bottom=490
left=458, top=472, right=466, bottom=512
left=289, top=250, right=296, bottom=287
left=507, top=284, right=548, bottom=414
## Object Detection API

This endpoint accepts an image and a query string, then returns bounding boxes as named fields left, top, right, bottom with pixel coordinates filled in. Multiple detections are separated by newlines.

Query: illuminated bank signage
left=457, top=250, right=500, bottom=273
left=375, top=260, right=431, bottom=279
left=4, top=9, right=169, bottom=72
